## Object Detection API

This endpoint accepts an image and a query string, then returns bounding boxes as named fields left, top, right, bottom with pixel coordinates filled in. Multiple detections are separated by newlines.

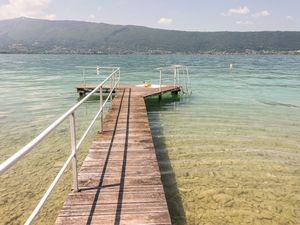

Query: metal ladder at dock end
left=157, top=65, right=192, bottom=96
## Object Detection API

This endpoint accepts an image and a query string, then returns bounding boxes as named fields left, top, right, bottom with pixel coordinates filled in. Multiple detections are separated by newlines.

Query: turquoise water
left=0, top=54, right=300, bottom=224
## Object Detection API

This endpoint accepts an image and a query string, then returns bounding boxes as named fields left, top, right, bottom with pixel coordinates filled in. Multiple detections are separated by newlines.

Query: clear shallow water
left=0, top=54, right=300, bottom=225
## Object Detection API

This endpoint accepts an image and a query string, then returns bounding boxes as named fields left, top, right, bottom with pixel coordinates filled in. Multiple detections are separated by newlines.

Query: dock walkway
left=55, top=85, right=180, bottom=225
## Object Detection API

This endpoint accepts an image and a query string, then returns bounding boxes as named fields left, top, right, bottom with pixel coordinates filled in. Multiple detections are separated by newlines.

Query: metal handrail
left=75, top=66, right=120, bottom=90
left=157, top=65, right=192, bottom=95
left=0, top=67, right=121, bottom=225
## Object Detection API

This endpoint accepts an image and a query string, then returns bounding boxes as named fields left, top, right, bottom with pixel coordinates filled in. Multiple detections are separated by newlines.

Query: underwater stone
left=212, top=193, right=233, bottom=205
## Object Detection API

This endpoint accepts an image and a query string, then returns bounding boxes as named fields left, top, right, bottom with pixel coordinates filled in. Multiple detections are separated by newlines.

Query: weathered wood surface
left=56, top=86, right=180, bottom=225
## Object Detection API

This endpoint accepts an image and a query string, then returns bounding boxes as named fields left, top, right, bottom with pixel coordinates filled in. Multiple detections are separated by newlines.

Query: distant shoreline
left=2, top=18, right=300, bottom=56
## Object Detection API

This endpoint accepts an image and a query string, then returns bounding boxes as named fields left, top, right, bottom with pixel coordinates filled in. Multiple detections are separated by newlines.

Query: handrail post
left=159, top=69, right=162, bottom=92
left=178, top=68, right=180, bottom=88
left=100, top=85, right=103, bottom=132
left=110, top=75, right=113, bottom=103
left=173, top=67, right=177, bottom=87
left=113, top=72, right=115, bottom=92
left=118, top=69, right=120, bottom=89
left=69, top=112, right=78, bottom=192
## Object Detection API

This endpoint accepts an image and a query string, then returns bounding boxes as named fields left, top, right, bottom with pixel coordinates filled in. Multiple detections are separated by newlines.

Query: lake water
left=0, top=54, right=299, bottom=225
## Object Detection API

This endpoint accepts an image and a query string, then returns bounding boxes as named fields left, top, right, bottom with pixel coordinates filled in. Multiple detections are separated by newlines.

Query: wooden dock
left=76, top=84, right=180, bottom=97
left=55, top=85, right=181, bottom=225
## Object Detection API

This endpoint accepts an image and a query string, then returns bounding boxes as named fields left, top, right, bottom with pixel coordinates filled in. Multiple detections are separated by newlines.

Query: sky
left=0, top=0, right=299, bottom=31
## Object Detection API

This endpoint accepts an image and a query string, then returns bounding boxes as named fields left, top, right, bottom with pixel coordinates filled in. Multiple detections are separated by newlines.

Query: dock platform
left=55, top=85, right=181, bottom=225
left=76, top=84, right=181, bottom=97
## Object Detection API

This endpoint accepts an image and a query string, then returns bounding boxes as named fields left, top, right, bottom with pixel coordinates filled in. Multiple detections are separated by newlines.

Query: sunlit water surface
left=0, top=54, right=299, bottom=225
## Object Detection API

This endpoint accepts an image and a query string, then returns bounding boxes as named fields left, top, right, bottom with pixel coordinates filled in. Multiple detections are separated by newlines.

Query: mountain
left=0, top=17, right=300, bottom=54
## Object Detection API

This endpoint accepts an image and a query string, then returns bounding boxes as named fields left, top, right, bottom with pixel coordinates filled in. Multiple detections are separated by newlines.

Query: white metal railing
left=0, top=66, right=120, bottom=225
left=157, top=65, right=192, bottom=95
left=75, top=66, right=120, bottom=86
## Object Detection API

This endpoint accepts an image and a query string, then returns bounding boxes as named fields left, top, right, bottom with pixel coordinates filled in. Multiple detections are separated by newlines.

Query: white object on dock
left=136, top=84, right=165, bottom=88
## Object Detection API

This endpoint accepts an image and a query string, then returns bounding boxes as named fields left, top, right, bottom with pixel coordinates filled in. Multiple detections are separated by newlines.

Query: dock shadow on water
left=146, top=93, right=186, bottom=225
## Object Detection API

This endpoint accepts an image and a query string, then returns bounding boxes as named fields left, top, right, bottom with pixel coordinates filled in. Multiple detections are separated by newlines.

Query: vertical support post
left=159, top=69, right=162, bottom=92
left=69, top=112, right=78, bottom=192
left=177, top=68, right=180, bottom=89
left=174, top=67, right=177, bottom=88
left=113, top=72, right=115, bottom=91
left=113, top=72, right=115, bottom=97
left=183, top=67, right=187, bottom=94
left=110, top=75, right=113, bottom=103
left=100, top=85, right=103, bottom=132
left=186, top=67, right=191, bottom=95
left=118, top=69, right=121, bottom=89
left=117, top=69, right=119, bottom=89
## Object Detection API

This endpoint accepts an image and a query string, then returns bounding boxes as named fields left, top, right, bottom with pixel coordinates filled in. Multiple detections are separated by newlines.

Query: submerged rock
left=212, top=193, right=233, bottom=205
left=257, top=211, right=273, bottom=220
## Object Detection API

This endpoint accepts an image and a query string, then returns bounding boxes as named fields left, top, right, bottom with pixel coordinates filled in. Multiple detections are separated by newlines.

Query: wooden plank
left=55, top=86, right=179, bottom=225
left=56, top=212, right=171, bottom=225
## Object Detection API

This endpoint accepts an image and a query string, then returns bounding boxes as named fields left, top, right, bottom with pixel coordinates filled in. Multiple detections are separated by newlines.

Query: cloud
left=286, top=16, right=294, bottom=21
left=252, top=10, right=271, bottom=18
left=89, top=14, right=95, bottom=19
left=236, top=21, right=254, bottom=26
left=0, top=0, right=51, bottom=19
left=222, top=6, right=250, bottom=16
left=44, top=14, right=56, bottom=20
left=158, top=17, right=173, bottom=25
